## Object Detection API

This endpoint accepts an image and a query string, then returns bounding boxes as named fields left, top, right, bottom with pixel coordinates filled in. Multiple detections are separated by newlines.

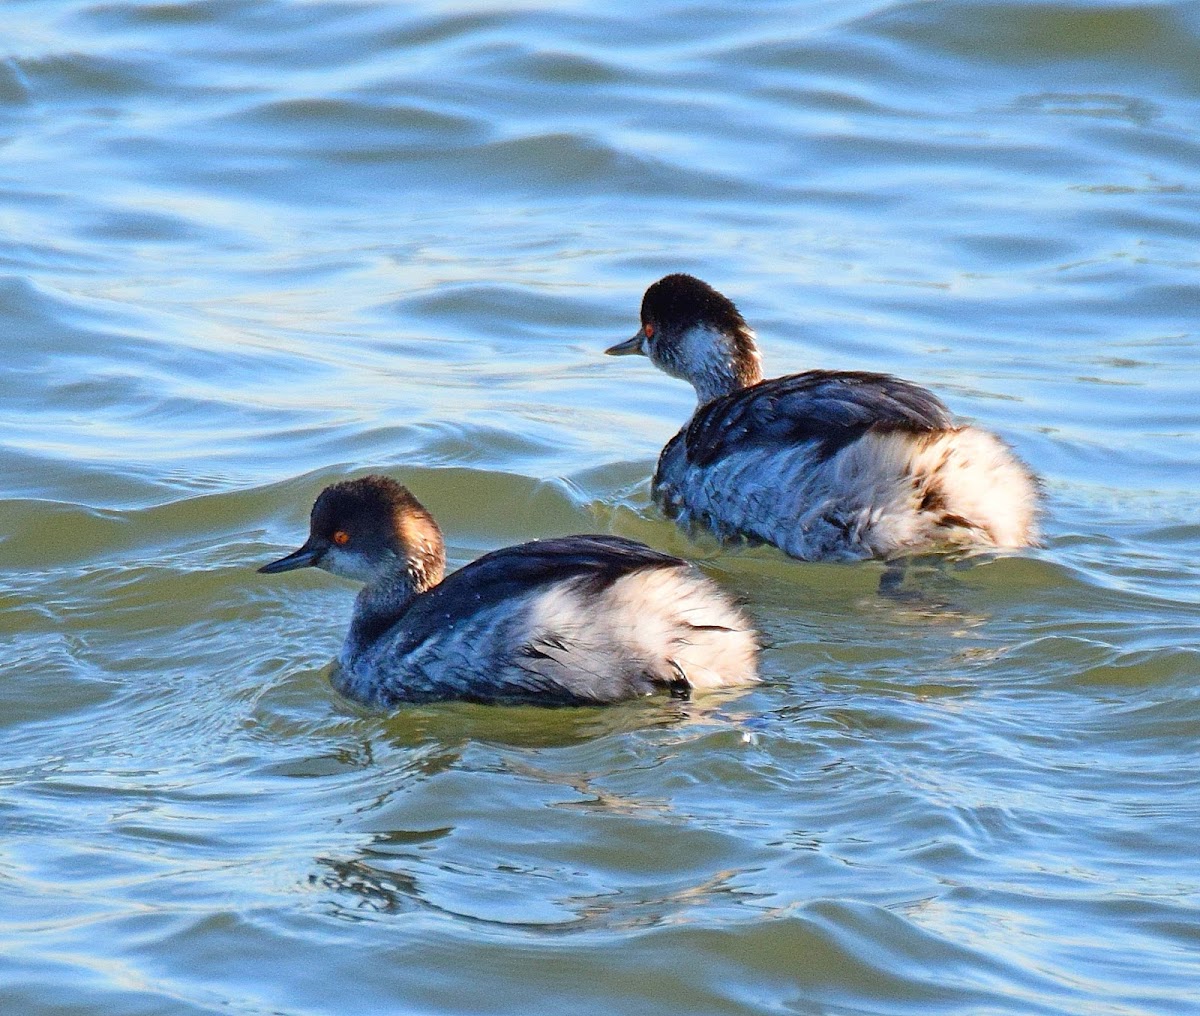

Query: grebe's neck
left=675, top=323, right=763, bottom=405
left=345, top=572, right=416, bottom=661
left=343, top=517, right=445, bottom=661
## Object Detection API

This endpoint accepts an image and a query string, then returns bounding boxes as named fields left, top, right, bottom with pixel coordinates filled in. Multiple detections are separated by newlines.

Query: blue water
left=2, top=1, right=1199, bottom=1013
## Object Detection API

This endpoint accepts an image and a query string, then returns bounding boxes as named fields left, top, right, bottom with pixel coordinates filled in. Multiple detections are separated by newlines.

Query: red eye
left=332, top=530, right=350, bottom=546
left=644, top=322, right=656, bottom=339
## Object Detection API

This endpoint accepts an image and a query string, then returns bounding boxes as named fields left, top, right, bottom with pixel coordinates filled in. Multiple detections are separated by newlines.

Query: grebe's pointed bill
left=605, top=329, right=647, bottom=357
left=259, top=538, right=325, bottom=574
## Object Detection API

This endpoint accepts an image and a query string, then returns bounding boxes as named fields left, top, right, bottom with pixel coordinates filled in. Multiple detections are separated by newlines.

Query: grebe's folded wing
left=683, top=369, right=954, bottom=467
left=378, top=535, right=687, bottom=654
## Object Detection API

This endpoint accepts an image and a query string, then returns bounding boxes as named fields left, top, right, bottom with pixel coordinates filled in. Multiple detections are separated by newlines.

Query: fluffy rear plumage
left=339, top=538, right=758, bottom=706
left=656, top=421, right=1039, bottom=560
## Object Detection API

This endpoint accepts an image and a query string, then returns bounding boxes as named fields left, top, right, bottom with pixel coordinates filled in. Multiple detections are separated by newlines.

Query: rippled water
left=3, top=1, right=1199, bottom=1013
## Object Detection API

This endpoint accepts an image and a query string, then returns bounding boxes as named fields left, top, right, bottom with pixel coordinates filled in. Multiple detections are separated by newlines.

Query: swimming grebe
left=259, top=475, right=758, bottom=706
left=606, top=273, right=1040, bottom=561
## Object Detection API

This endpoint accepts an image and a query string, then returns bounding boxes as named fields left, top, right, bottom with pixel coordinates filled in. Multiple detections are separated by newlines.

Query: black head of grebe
left=260, top=474, right=444, bottom=592
left=606, top=273, right=763, bottom=405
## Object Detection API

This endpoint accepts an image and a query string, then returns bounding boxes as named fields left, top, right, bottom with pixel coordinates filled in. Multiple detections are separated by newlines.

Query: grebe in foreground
left=259, top=475, right=757, bottom=706
left=606, top=274, right=1041, bottom=562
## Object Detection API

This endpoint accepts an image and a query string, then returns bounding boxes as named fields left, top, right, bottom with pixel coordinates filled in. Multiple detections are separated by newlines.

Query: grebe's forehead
left=640, top=274, right=745, bottom=337
left=310, top=475, right=416, bottom=541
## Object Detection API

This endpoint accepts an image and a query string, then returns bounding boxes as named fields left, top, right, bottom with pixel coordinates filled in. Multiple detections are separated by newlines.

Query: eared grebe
left=606, top=273, right=1041, bottom=561
left=259, top=475, right=758, bottom=706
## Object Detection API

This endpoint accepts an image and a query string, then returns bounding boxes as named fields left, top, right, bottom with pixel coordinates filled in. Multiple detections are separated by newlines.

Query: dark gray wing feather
left=683, top=370, right=953, bottom=467
left=381, top=535, right=685, bottom=659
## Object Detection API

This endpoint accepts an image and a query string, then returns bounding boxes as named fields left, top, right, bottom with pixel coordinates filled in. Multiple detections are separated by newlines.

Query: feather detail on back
left=333, top=535, right=757, bottom=706
left=655, top=421, right=1039, bottom=561
left=681, top=370, right=954, bottom=467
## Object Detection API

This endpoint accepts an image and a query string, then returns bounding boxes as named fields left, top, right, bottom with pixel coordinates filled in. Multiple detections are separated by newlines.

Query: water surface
left=2, top=1, right=1199, bottom=1013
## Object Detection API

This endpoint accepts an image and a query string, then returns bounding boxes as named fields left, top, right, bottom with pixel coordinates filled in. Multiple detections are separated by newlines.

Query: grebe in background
left=606, top=273, right=1040, bottom=562
left=260, top=475, right=758, bottom=706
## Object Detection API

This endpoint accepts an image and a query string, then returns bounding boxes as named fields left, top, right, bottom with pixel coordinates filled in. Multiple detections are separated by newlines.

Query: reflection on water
left=299, top=692, right=768, bottom=934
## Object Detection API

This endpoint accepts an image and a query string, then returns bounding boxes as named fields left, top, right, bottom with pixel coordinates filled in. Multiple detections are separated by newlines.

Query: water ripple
left=2, top=0, right=1199, bottom=1013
